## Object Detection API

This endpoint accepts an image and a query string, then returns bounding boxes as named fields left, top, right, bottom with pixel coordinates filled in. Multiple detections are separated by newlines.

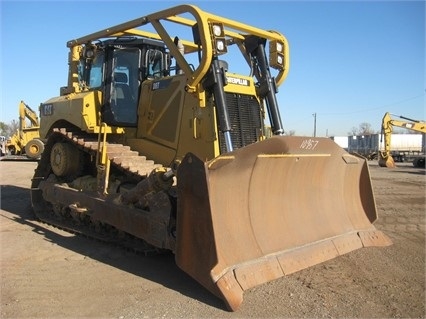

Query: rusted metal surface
left=176, top=135, right=392, bottom=311
left=38, top=177, right=173, bottom=249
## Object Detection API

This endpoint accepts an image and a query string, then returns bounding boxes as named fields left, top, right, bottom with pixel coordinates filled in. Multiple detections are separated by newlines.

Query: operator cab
left=79, top=38, right=169, bottom=127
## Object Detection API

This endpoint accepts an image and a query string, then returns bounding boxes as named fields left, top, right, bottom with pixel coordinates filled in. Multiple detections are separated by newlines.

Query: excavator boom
left=379, top=112, right=426, bottom=168
left=5, top=101, right=42, bottom=159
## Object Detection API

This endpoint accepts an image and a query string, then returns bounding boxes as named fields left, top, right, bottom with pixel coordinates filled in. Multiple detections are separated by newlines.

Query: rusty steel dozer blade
left=176, top=136, right=392, bottom=311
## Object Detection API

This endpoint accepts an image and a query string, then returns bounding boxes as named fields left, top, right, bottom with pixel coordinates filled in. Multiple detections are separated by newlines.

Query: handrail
left=66, top=4, right=289, bottom=93
left=96, top=122, right=110, bottom=195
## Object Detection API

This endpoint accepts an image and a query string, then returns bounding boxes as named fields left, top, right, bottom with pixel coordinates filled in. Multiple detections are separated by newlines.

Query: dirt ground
left=0, top=159, right=424, bottom=318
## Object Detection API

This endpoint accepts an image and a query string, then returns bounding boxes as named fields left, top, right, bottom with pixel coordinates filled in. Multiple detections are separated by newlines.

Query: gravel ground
left=0, top=160, right=424, bottom=318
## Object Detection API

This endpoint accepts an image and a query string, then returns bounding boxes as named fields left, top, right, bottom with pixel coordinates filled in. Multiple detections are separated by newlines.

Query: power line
left=317, top=93, right=424, bottom=116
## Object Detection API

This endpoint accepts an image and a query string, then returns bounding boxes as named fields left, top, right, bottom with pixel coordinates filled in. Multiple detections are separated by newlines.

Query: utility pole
left=312, top=113, right=317, bottom=137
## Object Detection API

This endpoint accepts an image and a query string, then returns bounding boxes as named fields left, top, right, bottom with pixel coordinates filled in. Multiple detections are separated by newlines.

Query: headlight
left=216, top=39, right=225, bottom=52
left=210, top=22, right=227, bottom=55
left=212, top=24, right=223, bottom=37
left=83, top=44, right=96, bottom=59
left=269, top=40, right=285, bottom=70
left=85, top=49, right=95, bottom=58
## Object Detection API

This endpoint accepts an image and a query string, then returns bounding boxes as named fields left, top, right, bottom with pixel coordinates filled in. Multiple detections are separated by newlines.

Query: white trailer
left=339, top=133, right=425, bottom=162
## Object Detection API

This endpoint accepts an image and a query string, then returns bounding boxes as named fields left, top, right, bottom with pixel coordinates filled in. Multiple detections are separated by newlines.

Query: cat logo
left=226, top=76, right=250, bottom=86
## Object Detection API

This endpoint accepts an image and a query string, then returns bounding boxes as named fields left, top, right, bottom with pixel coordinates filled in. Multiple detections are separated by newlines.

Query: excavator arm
left=379, top=112, right=426, bottom=167
left=19, top=100, right=40, bottom=129
left=5, top=101, right=42, bottom=158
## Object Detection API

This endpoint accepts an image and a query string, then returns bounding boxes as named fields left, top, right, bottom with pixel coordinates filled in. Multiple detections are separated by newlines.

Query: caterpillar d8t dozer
left=31, top=4, right=392, bottom=311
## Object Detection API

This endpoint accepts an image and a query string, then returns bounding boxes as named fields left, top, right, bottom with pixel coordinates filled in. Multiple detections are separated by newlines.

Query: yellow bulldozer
left=31, top=4, right=391, bottom=311
left=379, top=112, right=426, bottom=168
left=5, top=100, right=44, bottom=159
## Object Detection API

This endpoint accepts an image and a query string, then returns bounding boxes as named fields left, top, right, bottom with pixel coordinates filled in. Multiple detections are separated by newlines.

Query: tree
left=0, top=122, right=8, bottom=136
left=348, top=122, right=376, bottom=136
left=0, top=120, right=19, bottom=137
left=285, top=129, right=295, bottom=136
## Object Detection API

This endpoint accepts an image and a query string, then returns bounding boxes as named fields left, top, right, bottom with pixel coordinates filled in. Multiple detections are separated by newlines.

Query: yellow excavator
left=379, top=112, right=426, bottom=168
left=5, top=100, right=44, bottom=159
left=30, top=5, right=391, bottom=311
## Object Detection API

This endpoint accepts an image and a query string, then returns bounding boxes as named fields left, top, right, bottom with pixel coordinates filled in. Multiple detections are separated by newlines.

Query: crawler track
left=30, top=128, right=166, bottom=254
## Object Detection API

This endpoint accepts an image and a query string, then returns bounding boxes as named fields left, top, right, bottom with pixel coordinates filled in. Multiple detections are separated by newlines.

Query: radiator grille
left=218, top=93, right=262, bottom=154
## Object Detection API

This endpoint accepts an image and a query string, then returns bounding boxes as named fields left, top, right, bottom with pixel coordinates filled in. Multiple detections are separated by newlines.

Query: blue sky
left=1, top=0, right=424, bottom=137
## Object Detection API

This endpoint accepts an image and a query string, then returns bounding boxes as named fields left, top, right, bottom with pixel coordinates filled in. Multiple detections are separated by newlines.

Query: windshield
left=109, top=47, right=141, bottom=125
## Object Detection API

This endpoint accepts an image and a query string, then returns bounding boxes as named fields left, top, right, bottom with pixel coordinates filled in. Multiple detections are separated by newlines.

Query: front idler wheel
left=50, top=142, right=80, bottom=177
